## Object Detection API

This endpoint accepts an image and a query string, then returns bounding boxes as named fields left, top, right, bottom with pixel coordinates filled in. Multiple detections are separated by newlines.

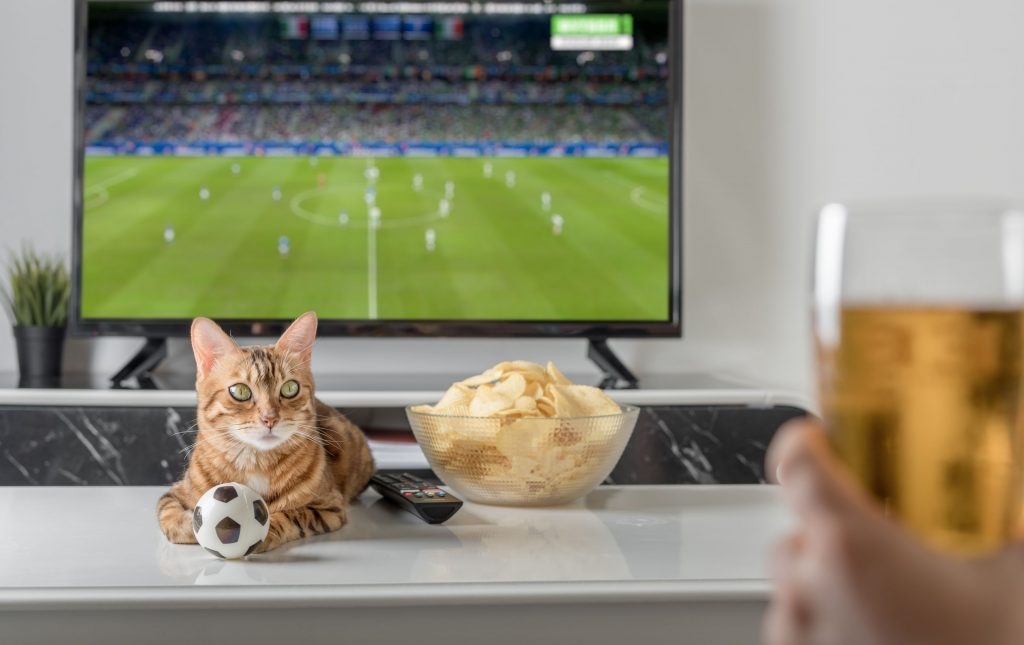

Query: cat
left=157, top=311, right=374, bottom=553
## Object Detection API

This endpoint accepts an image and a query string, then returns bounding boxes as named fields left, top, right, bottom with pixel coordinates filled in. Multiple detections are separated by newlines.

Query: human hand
left=762, top=418, right=1024, bottom=645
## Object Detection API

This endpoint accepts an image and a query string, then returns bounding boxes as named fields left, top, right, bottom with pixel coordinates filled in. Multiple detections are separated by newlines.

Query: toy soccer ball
left=192, top=483, right=270, bottom=559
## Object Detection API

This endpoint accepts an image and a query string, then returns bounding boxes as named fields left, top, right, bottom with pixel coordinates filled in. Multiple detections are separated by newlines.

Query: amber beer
left=819, top=306, right=1024, bottom=554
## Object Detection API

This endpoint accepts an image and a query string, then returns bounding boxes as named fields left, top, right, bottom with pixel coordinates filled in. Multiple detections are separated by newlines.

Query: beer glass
left=813, top=201, right=1024, bottom=554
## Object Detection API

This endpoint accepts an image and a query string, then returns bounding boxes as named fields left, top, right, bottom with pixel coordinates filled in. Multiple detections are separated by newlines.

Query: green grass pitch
left=81, top=155, right=670, bottom=321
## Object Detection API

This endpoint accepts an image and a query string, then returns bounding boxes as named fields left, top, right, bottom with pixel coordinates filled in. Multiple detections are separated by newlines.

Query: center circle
left=289, top=185, right=448, bottom=230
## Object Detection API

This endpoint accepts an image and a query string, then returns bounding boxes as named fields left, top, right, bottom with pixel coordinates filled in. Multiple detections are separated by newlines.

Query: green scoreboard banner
left=550, top=14, right=634, bottom=51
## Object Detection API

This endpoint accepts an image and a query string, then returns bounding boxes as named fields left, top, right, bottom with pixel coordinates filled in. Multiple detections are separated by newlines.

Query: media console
left=0, top=376, right=806, bottom=643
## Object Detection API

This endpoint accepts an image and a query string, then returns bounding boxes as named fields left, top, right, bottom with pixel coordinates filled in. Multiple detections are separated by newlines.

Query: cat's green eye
left=228, top=383, right=252, bottom=402
left=280, top=380, right=300, bottom=399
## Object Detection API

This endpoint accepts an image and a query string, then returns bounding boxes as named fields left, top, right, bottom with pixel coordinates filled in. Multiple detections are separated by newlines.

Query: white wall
left=3, top=0, right=1023, bottom=398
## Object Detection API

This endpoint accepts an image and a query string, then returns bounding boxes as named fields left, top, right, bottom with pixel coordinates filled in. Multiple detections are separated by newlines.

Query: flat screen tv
left=72, top=0, right=681, bottom=340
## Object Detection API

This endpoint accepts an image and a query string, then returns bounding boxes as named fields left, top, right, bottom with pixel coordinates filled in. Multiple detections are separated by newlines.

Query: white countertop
left=0, top=485, right=792, bottom=610
left=0, top=371, right=814, bottom=410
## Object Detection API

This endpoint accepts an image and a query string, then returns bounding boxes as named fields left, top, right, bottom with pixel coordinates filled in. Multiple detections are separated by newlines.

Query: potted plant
left=1, top=246, right=70, bottom=386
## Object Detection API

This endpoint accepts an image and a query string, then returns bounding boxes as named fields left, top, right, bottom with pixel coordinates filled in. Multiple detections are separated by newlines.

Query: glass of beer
left=813, top=200, right=1024, bottom=554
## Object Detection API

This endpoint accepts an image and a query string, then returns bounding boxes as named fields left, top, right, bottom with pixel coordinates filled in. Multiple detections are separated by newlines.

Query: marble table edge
left=0, top=579, right=775, bottom=611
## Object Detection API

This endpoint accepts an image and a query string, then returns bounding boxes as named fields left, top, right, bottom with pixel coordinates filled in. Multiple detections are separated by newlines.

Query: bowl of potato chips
left=408, top=361, right=639, bottom=506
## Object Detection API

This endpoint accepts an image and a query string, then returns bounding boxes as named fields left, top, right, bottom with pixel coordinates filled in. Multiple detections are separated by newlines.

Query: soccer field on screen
left=81, top=156, right=670, bottom=321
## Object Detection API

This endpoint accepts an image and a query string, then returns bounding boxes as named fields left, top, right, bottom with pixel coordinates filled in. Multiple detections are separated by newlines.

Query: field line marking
left=85, top=167, right=139, bottom=192
left=629, top=186, right=667, bottom=212
left=83, top=167, right=139, bottom=212
left=84, top=187, right=109, bottom=210
left=367, top=211, right=378, bottom=320
left=290, top=186, right=443, bottom=229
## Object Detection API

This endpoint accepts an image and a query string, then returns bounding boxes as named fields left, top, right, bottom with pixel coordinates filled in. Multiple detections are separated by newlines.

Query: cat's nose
left=260, top=415, right=278, bottom=429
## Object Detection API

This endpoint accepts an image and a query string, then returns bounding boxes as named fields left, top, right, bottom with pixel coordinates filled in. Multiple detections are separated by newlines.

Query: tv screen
left=75, top=0, right=679, bottom=337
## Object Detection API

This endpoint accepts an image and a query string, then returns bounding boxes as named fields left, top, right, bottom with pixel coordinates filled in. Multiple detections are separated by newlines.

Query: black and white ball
left=192, top=483, right=270, bottom=559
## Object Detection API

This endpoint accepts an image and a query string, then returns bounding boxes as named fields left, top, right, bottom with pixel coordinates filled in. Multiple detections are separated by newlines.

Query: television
left=72, top=0, right=681, bottom=346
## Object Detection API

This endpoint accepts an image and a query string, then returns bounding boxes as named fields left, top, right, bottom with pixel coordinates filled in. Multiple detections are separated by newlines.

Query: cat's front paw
left=252, top=533, right=285, bottom=554
left=164, top=529, right=199, bottom=545
left=254, top=515, right=291, bottom=553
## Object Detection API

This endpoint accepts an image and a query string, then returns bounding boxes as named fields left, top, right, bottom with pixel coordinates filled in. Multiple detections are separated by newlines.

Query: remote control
left=370, top=471, right=463, bottom=524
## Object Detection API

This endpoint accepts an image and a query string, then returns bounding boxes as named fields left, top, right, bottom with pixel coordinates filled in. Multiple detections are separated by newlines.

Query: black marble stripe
left=0, top=404, right=807, bottom=486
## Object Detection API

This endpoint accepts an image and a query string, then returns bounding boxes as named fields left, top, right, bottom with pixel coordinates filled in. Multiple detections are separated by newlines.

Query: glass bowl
left=406, top=404, right=640, bottom=506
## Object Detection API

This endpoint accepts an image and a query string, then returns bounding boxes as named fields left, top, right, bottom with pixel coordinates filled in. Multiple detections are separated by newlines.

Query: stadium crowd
left=87, top=104, right=667, bottom=144
left=86, top=10, right=669, bottom=146
left=87, top=79, right=667, bottom=107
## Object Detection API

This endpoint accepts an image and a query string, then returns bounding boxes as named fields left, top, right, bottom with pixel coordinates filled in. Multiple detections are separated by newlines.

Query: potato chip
left=525, top=382, right=544, bottom=400
left=550, top=421, right=583, bottom=446
left=493, top=372, right=527, bottom=401
left=494, top=360, right=548, bottom=379
left=546, top=361, right=571, bottom=386
left=459, top=368, right=503, bottom=387
left=495, top=418, right=548, bottom=458
left=433, top=383, right=473, bottom=411
left=536, top=399, right=556, bottom=417
left=469, top=385, right=513, bottom=416
left=548, top=385, right=582, bottom=417
left=514, top=395, right=537, bottom=412
left=549, top=384, right=620, bottom=417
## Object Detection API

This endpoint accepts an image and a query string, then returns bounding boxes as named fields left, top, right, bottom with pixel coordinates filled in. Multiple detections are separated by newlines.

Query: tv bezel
left=70, top=0, right=683, bottom=339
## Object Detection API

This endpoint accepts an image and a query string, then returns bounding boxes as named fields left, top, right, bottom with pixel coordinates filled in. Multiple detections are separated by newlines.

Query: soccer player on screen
left=425, top=228, right=436, bottom=252
left=277, top=235, right=290, bottom=257
left=439, top=198, right=450, bottom=218
left=164, top=225, right=175, bottom=244
left=338, top=210, right=349, bottom=226
left=541, top=192, right=551, bottom=211
left=272, top=186, right=282, bottom=201
left=413, top=174, right=423, bottom=192
left=551, top=214, right=564, bottom=236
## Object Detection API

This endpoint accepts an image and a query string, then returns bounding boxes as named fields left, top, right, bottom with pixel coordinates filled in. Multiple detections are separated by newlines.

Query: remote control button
left=414, top=492, right=426, bottom=498
left=436, top=491, right=446, bottom=497
left=403, top=491, right=415, bottom=497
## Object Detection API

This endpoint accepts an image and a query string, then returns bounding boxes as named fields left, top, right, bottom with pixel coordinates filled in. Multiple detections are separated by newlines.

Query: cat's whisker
left=168, top=422, right=201, bottom=437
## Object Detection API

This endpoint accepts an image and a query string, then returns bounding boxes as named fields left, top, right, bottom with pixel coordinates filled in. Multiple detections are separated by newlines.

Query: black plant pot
left=14, top=325, right=65, bottom=387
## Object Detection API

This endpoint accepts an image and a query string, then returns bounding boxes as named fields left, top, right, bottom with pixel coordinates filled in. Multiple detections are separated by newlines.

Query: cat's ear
left=275, top=311, right=318, bottom=364
left=191, top=317, right=239, bottom=379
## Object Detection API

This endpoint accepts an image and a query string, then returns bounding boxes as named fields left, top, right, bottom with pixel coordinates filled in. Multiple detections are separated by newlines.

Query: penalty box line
left=367, top=209, right=378, bottom=320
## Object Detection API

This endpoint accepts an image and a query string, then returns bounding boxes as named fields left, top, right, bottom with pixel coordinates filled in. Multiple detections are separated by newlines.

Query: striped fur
left=157, top=313, right=375, bottom=552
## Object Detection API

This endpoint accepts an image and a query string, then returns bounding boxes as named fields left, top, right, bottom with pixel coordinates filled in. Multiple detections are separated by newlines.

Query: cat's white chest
left=245, top=474, right=269, bottom=497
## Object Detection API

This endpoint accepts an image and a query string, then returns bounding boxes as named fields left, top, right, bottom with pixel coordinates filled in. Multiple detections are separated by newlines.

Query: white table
left=0, top=485, right=791, bottom=645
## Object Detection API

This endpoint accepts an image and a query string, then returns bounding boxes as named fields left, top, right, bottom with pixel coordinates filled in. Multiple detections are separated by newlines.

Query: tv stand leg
left=110, top=338, right=168, bottom=390
left=587, top=338, right=639, bottom=390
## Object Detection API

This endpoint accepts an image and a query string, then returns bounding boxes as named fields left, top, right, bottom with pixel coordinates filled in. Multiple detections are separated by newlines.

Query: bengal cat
left=157, top=312, right=374, bottom=552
